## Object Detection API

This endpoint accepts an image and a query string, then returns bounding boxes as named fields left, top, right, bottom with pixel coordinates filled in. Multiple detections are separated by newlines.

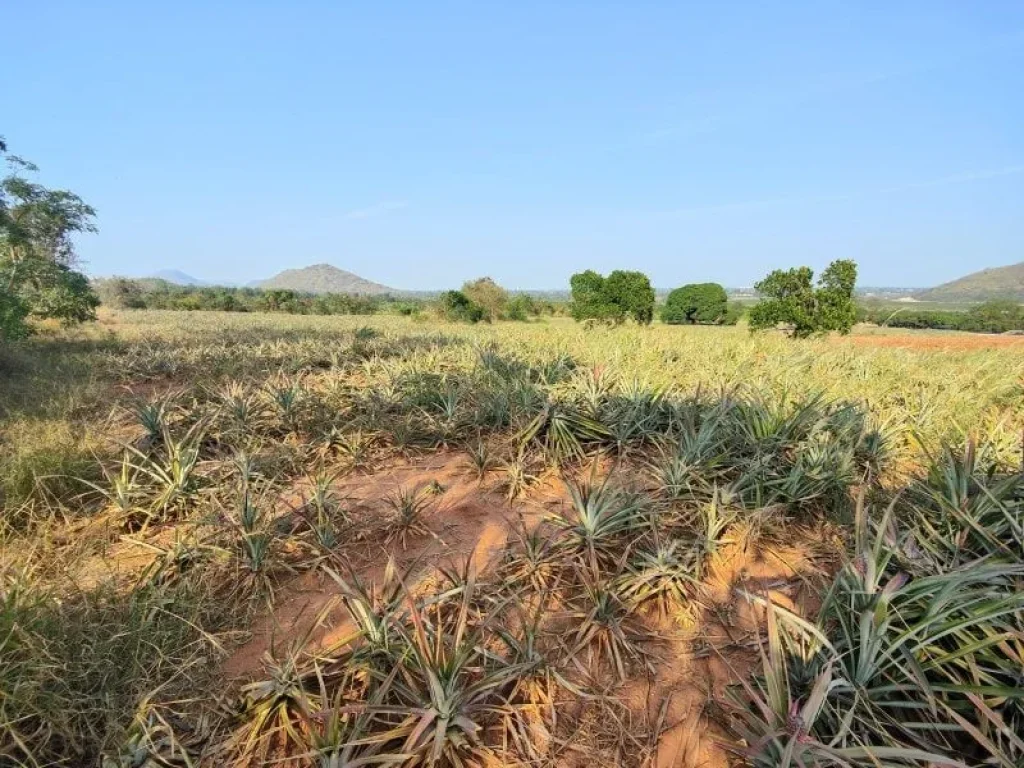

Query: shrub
left=661, top=283, right=728, bottom=324
left=504, top=294, right=538, bottom=321
left=438, top=290, right=484, bottom=323
left=96, top=278, right=147, bottom=309
left=461, top=277, right=508, bottom=322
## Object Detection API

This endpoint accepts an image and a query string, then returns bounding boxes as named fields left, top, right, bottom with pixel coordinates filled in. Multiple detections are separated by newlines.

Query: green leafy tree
left=461, top=276, right=508, bottom=322
left=0, top=141, right=99, bottom=338
left=0, top=284, right=28, bottom=339
left=438, top=289, right=484, bottom=323
left=748, top=260, right=858, bottom=338
left=570, top=269, right=655, bottom=325
left=569, top=270, right=619, bottom=322
left=814, top=259, right=858, bottom=334
left=606, top=270, right=655, bottom=324
left=661, top=282, right=728, bottom=324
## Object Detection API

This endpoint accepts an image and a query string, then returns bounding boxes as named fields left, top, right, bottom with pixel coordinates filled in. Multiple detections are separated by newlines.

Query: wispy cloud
left=343, top=201, right=408, bottom=220
left=651, top=164, right=1024, bottom=218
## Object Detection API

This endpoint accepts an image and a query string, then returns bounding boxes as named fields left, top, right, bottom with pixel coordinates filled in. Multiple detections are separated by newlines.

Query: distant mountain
left=914, top=261, right=1024, bottom=302
left=151, top=269, right=206, bottom=286
left=256, top=263, right=396, bottom=295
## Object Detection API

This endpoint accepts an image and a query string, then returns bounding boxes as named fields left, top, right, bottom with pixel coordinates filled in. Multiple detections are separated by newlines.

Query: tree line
left=564, top=261, right=860, bottom=337
left=95, top=276, right=561, bottom=322
left=3, top=139, right=1016, bottom=340
left=859, top=300, right=1024, bottom=334
left=95, top=279, right=419, bottom=316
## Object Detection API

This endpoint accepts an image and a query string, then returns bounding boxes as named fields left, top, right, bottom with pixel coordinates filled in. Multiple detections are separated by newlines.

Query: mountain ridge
left=914, top=261, right=1024, bottom=302
left=151, top=269, right=207, bottom=286
left=255, top=263, right=396, bottom=295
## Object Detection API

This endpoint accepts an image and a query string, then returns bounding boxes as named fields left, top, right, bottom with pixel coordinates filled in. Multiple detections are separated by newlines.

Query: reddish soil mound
left=223, top=451, right=567, bottom=677
left=218, top=453, right=831, bottom=767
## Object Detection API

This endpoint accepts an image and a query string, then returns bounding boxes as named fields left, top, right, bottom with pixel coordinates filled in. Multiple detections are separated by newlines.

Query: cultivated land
left=2, top=310, right=1024, bottom=767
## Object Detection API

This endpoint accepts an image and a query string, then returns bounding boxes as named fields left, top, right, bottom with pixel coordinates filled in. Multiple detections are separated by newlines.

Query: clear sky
left=4, top=2, right=1024, bottom=289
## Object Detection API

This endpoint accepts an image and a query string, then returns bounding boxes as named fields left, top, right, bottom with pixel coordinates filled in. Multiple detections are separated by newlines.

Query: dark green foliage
left=569, top=269, right=655, bottom=325
left=27, top=265, right=100, bottom=325
left=569, top=270, right=619, bottom=322
left=814, top=259, right=858, bottom=333
left=661, top=283, right=728, bottom=324
left=965, top=298, right=1024, bottom=332
left=747, top=266, right=816, bottom=336
left=0, top=145, right=99, bottom=338
left=748, top=260, right=858, bottom=338
left=858, top=299, right=1024, bottom=333
left=607, top=270, right=655, bottom=324
left=0, top=283, right=29, bottom=339
left=438, top=290, right=484, bottom=323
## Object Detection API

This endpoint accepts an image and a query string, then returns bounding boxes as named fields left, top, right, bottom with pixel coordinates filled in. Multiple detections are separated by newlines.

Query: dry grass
left=1, top=309, right=1022, bottom=766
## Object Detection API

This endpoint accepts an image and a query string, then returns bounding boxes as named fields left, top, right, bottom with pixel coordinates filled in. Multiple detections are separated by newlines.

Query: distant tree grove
left=859, top=299, right=1024, bottom=334
left=95, top=279, right=423, bottom=316
left=94, top=275, right=561, bottom=323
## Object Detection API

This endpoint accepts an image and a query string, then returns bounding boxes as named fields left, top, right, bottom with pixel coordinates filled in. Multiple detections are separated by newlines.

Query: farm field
left=2, top=309, right=1024, bottom=767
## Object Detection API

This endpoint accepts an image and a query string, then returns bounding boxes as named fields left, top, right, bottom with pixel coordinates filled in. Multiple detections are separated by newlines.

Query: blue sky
left=4, top=2, right=1024, bottom=289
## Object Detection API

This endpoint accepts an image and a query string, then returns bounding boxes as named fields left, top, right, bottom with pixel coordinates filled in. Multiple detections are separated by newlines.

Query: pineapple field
left=2, top=310, right=1023, bottom=767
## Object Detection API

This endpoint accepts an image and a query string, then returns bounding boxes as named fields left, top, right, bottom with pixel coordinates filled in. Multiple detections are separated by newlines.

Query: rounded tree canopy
left=661, top=283, right=728, bottom=324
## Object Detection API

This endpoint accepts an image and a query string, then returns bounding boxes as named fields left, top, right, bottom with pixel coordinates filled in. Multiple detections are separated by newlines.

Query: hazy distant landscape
left=118, top=258, right=1024, bottom=304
